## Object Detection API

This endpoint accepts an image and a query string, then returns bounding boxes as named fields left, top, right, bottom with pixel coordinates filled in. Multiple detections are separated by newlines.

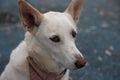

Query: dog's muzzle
left=74, top=55, right=87, bottom=69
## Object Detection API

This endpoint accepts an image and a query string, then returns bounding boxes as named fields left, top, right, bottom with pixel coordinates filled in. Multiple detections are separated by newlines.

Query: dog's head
left=18, top=0, right=87, bottom=70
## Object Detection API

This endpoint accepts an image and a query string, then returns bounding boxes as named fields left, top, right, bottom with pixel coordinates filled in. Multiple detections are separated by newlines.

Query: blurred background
left=0, top=0, right=120, bottom=80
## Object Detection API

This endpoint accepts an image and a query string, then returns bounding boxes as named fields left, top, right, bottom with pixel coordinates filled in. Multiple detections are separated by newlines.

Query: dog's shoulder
left=10, top=41, right=29, bottom=72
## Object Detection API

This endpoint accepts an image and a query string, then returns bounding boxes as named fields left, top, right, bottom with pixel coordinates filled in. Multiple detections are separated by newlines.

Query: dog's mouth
left=58, top=62, right=87, bottom=71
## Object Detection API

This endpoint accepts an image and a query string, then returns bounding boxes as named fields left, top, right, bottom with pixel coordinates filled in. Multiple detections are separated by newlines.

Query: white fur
left=0, top=0, right=84, bottom=80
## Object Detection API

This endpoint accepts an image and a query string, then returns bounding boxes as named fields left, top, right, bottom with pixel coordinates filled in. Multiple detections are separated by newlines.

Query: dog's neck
left=28, top=49, right=65, bottom=74
left=27, top=56, right=66, bottom=80
left=25, top=32, right=65, bottom=74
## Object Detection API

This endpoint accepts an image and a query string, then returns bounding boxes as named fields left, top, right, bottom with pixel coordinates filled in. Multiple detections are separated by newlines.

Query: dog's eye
left=71, top=30, right=77, bottom=38
left=49, top=35, right=60, bottom=43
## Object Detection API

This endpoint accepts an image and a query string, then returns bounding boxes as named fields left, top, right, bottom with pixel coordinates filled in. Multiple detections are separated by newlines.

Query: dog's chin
left=63, top=65, right=76, bottom=71
left=65, top=65, right=85, bottom=71
left=68, top=67, right=83, bottom=71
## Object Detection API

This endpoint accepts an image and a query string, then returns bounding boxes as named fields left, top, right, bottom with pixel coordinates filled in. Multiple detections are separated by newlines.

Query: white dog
left=0, top=0, right=87, bottom=80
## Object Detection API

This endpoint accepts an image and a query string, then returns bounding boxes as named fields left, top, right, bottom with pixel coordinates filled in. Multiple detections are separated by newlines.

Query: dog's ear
left=65, top=0, right=82, bottom=24
left=18, top=0, right=44, bottom=31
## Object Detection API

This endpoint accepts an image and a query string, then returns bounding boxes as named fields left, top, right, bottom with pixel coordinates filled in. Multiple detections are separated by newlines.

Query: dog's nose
left=74, top=55, right=87, bottom=69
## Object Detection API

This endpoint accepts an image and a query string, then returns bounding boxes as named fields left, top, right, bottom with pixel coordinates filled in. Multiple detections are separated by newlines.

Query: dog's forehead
left=42, top=11, right=77, bottom=32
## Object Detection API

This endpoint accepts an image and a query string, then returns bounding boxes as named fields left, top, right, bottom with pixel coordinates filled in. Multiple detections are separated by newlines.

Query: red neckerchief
left=27, top=56, right=70, bottom=80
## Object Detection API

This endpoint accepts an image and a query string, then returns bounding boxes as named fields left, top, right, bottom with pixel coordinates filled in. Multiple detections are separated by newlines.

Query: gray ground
left=0, top=0, right=120, bottom=80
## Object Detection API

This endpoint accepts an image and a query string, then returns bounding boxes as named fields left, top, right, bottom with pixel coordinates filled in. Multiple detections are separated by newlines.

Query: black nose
left=74, top=55, right=87, bottom=69
left=75, top=58, right=87, bottom=68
